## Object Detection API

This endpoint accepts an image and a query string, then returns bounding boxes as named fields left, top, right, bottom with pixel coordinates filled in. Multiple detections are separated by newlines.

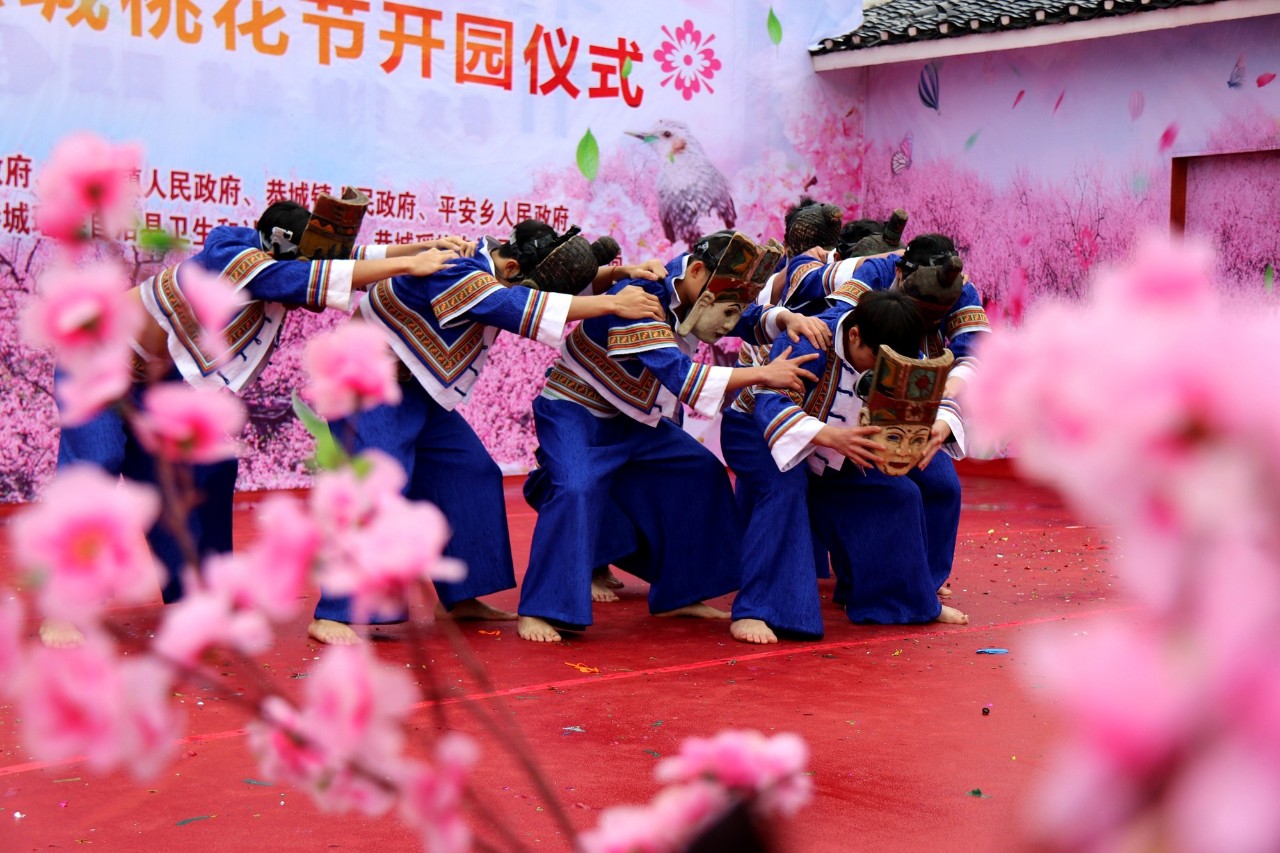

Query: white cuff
left=937, top=408, right=967, bottom=460
left=357, top=244, right=388, bottom=261
left=948, top=361, right=977, bottom=388
left=771, top=415, right=825, bottom=472
left=689, top=365, right=734, bottom=418
left=760, top=306, right=787, bottom=343
left=534, top=292, right=573, bottom=348
left=324, top=259, right=356, bottom=312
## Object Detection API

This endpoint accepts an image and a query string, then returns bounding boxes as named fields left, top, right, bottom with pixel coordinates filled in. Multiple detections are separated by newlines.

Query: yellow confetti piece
left=565, top=662, right=600, bottom=674
left=478, top=630, right=501, bottom=636
left=891, top=649, right=903, bottom=656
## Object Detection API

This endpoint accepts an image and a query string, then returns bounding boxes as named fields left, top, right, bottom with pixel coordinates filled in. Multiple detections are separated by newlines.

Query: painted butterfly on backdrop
left=1229, top=54, right=1246, bottom=89
left=891, top=132, right=913, bottom=176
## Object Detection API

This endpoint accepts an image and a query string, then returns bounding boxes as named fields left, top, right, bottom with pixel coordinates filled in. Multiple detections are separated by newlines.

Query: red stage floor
left=0, top=464, right=1124, bottom=852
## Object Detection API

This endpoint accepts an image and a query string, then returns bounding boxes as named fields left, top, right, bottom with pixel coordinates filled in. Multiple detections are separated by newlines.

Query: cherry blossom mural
left=3, top=5, right=1278, bottom=498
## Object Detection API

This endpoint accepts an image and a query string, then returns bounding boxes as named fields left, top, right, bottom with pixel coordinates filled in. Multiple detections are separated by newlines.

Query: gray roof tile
left=811, top=0, right=1232, bottom=54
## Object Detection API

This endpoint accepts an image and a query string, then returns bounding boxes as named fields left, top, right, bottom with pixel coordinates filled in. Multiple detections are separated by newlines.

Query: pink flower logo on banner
left=654, top=20, right=722, bottom=101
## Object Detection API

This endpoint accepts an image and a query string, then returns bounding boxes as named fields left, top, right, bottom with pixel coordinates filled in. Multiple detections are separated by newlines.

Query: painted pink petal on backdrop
left=132, top=383, right=246, bottom=464
left=11, top=465, right=160, bottom=622
left=34, top=132, right=142, bottom=243
left=1159, top=123, right=1180, bottom=153
left=1257, top=72, right=1276, bottom=87
left=1012, top=89, right=1025, bottom=109
left=1053, top=90, right=1066, bottom=114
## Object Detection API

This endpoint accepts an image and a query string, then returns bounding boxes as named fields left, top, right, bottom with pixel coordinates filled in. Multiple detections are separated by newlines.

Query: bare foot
left=937, top=605, right=969, bottom=625
left=937, top=583, right=953, bottom=598
left=656, top=602, right=731, bottom=620
left=307, top=618, right=363, bottom=645
left=590, top=579, right=620, bottom=603
left=730, top=618, right=778, bottom=644
left=39, top=619, right=84, bottom=648
left=518, top=616, right=563, bottom=642
left=593, top=567, right=624, bottom=590
left=435, top=598, right=518, bottom=621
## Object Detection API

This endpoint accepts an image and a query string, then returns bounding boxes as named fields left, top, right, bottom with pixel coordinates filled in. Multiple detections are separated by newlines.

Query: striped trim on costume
left=304, top=260, right=334, bottom=310
left=518, top=291, right=550, bottom=340
left=678, top=363, right=711, bottom=407
left=829, top=279, right=871, bottom=306
left=606, top=321, right=677, bottom=356
left=763, top=405, right=810, bottom=449
left=151, top=260, right=270, bottom=375
left=946, top=306, right=991, bottom=338
left=565, top=327, right=661, bottom=411
left=545, top=365, right=615, bottom=415
left=431, top=271, right=505, bottom=326
left=368, top=283, right=486, bottom=384
left=784, top=261, right=822, bottom=302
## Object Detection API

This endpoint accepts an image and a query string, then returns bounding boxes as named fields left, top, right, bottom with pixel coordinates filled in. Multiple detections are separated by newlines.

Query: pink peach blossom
left=34, top=132, right=142, bottom=243
left=0, top=594, right=22, bottom=687
left=325, top=499, right=464, bottom=620
left=114, top=657, right=185, bottom=779
left=302, top=644, right=419, bottom=763
left=1167, top=738, right=1280, bottom=853
left=398, top=734, right=480, bottom=853
left=308, top=456, right=405, bottom=535
left=180, top=263, right=248, bottom=345
left=248, top=647, right=419, bottom=816
left=152, top=585, right=273, bottom=666
left=17, top=633, right=180, bottom=779
left=302, top=322, right=402, bottom=420
left=580, top=781, right=731, bottom=853
left=248, top=697, right=397, bottom=816
left=54, top=351, right=134, bottom=427
left=18, top=634, right=124, bottom=769
left=11, top=465, right=161, bottom=622
left=133, top=383, right=246, bottom=464
left=20, top=262, right=143, bottom=361
left=655, top=730, right=811, bottom=817
left=205, top=496, right=319, bottom=621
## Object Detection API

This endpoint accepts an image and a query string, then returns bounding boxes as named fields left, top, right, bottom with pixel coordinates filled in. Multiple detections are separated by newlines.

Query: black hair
left=899, top=233, right=957, bottom=272
left=839, top=218, right=884, bottom=246
left=850, top=290, right=925, bottom=357
left=495, top=219, right=559, bottom=275
left=783, top=196, right=821, bottom=232
left=689, top=229, right=736, bottom=269
left=255, top=200, right=311, bottom=259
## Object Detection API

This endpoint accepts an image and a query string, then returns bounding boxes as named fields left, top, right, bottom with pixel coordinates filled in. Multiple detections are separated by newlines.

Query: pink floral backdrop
left=859, top=17, right=1280, bottom=322
left=4, top=10, right=1279, bottom=501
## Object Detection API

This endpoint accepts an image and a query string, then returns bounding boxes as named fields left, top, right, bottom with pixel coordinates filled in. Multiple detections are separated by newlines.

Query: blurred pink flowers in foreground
left=302, top=322, right=402, bottom=420
left=34, top=132, right=142, bottom=244
left=582, top=730, right=812, bottom=853
left=10, top=465, right=160, bottom=623
left=967, top=234, right=1280, bottom=853
left=133, top=383, right=247, bottom=464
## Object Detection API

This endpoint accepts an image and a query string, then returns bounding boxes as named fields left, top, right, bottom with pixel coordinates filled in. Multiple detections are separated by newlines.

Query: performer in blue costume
left=308, top=221, right=671, bottom=644
left=517, top=230, right=832, bottom=643
left=748, top=290, right=971, bottom=629
left=823, top=233, right=989, bottom=603
left=44, top=200, right=460, bottom=647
